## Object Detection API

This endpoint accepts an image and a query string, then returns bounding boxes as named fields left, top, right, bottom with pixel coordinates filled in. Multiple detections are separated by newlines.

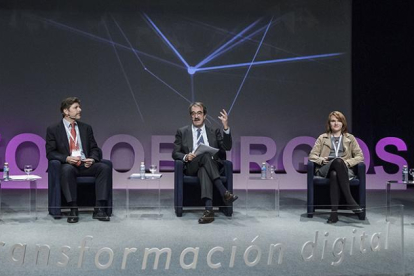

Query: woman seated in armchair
left=309, top=111, right=364, bottom=223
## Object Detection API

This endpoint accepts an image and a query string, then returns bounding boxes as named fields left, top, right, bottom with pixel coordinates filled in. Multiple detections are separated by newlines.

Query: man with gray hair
left=172, top=102, right=238, bottom=224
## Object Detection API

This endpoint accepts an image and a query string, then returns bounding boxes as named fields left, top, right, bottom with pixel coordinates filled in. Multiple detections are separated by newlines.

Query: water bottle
left=402, top=165, right=409, bottom=182
left=261, top=162, right=267, bottom=179
left=140, top=161, right=146, bottom=179
left=3, top=162, right=10, bottom=181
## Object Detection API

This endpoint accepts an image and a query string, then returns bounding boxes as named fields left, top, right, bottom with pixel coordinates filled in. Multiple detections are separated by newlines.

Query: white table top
left=1, top=175, right=41, bottom=181
left=128, top=173, right=162, bottom=180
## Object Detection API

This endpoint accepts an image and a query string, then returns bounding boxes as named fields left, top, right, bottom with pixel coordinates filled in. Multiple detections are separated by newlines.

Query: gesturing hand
left=218, top=109, right=229, bottom=130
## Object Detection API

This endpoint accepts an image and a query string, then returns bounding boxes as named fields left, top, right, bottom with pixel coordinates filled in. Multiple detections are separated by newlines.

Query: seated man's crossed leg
left=186, top=153, right=237, bottom=224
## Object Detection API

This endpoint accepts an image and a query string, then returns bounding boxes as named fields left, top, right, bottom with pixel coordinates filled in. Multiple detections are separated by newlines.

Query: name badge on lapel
left=71, top=150, right=82, bottom=157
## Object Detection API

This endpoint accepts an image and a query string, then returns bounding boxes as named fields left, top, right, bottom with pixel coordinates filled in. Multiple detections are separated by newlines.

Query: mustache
left=193, top=118, right=200, bottom=121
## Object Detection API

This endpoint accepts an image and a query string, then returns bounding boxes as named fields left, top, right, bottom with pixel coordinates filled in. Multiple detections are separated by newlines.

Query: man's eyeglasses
left=191, top=111, right=204, bottom=117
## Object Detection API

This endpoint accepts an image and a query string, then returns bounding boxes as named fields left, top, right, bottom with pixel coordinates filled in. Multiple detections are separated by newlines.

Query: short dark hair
left=60, top=97, right=81, bottom=117
left=188, top=102, right=207, bottom=115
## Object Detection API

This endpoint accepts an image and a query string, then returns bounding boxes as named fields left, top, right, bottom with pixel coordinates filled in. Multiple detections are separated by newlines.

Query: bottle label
left=3, top=165, right=10, bottom=180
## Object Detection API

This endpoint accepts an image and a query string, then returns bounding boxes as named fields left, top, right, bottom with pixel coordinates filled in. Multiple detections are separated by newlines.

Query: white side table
left=386, top=180, right=413, bottom=222
left=245, top=176, right=279, bottom=217
left=127, top=173, right=162, bottom=218
left=0, top=175, right=41, bottom=220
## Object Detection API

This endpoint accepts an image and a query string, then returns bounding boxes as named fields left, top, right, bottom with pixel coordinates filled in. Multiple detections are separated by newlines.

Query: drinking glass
left=149, top=165, right=157, bottom=179
left=409, top=168, right=414, bottom=182
left=269, top=165, right=275, bottom=179
left=24, top=165, right=33, bottom=179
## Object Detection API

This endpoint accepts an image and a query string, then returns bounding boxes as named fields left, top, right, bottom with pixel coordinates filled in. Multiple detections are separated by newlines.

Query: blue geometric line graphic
left=111, top=15, right=193, bottom=105
left=145, top=70, right=191, bottom=103
left=228, top=18, right=273, bottom=115
left=183, top=16, right=339, bottom=71
left=195, top=18, right=262, bottom=69
left=140, top=15, right=344, bottom=75
left=29, top=15, right=186, bottom=70
left=199, top=20, right=276, bottom=66
left=195, top=18, right=285, bottom=70
left=25, top=12, right=346, bottom=127
left=111, top=15, right=147, bottom=70
left=190, top=75, right=195, bottom=102
left=102, top=18, right=145, bottom=122
left=145, top=69, right=219, bottom=125
left=143, top=13, right=190, bottom=69
left=194, top=53, right=343, bottom=73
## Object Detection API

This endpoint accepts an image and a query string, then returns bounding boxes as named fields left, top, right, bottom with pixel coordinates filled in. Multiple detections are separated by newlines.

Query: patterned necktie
left=70, top=122, right=81, bottom=166
left=197, top=128, right=204, bottom=145
left=69, top=122, right=77, bottom=152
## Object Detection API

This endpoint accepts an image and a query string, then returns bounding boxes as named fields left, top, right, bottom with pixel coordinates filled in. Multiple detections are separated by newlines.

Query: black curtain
left=352, top=0, right=414, bottom=173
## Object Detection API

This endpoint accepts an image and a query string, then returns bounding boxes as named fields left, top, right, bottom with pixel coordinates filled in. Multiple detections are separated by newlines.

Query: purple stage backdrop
left=0, top=1, right=408, bottom=189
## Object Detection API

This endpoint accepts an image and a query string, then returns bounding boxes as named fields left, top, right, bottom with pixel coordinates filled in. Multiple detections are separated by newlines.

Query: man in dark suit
left=172, top=102, right=238, bottom=224
left=46, top=97, right=111, bottom=223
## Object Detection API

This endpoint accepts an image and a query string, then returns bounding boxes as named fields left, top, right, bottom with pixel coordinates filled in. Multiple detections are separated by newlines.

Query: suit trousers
left=185, top=153, right=222, bottom=200
left=60, top=162, right=111, bottom=204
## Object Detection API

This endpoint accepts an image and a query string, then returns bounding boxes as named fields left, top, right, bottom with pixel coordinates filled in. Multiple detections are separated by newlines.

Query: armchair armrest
left=100, top=159, right=113, bottom=169
left=356, top=162, right=366, bottom=209
left=222, top=160, right=233, bottom=191
left=174, top=160, right=184, bottom=186
left=174, top=160, right=184, bottom=211
left=48, top=160, right=62, bottom=217
left=356, top=162, right=366, bottom=181
left=307, top=161, right=315, bottom=189
left=307, top=161, right=315, bottom=216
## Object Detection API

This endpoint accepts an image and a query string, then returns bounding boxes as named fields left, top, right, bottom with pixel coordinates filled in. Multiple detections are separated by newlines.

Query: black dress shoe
left=67, top=208, right=79, bottom=223
left=93, top=208, right=110, bottom=221
left=223, top=191, right=238, bottom=204
left=198, top=210, right=214, bottom=224
left=327, top=213, right=339, bottom=224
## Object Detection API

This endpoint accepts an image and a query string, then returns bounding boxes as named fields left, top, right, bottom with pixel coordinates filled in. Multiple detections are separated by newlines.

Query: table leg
left=0, top=181, right=2, bottom=220
left=29, top=180, right=32, bottom=216
left=126, top=184, right=130, bottom=218
left=158, top=179, right=161, bottom=217
left=29, top=180, right=37, bottom=219
left=276, top=178, right=280, bottom=217
left=246, top=178, right=249, bottom=216
left=386, top=181, right=391, bottom=221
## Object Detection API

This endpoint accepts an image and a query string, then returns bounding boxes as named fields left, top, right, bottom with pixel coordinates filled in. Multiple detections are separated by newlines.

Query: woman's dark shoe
left=327, top=213, right=338, bottom=224
left=352, top=208, right=363, bottom=214
left=348, top=205, right=363, bottom=214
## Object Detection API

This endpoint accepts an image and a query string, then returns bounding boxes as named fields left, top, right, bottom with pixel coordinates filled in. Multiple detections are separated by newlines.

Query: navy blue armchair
left=307, top=161, right=366, bottom=220
left=48, top=159, right=113, bottom=218
left=174, top=160, right=233, bottom=217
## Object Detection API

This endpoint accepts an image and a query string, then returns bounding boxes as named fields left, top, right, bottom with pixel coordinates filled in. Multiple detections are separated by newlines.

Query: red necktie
left=70, top=122, right=81, bottom=166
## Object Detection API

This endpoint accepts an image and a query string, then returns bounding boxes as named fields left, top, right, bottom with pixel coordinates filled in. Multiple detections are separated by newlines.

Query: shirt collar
left=192, top=124, right=206, bottom=134
left=62, top=118, right=76, bottom=128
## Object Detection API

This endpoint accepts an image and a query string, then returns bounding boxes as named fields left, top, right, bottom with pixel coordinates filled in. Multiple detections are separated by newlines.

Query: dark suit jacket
left=46, top=120, right=101, bottom=164
left=172, top=125, right=232, bottom=162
